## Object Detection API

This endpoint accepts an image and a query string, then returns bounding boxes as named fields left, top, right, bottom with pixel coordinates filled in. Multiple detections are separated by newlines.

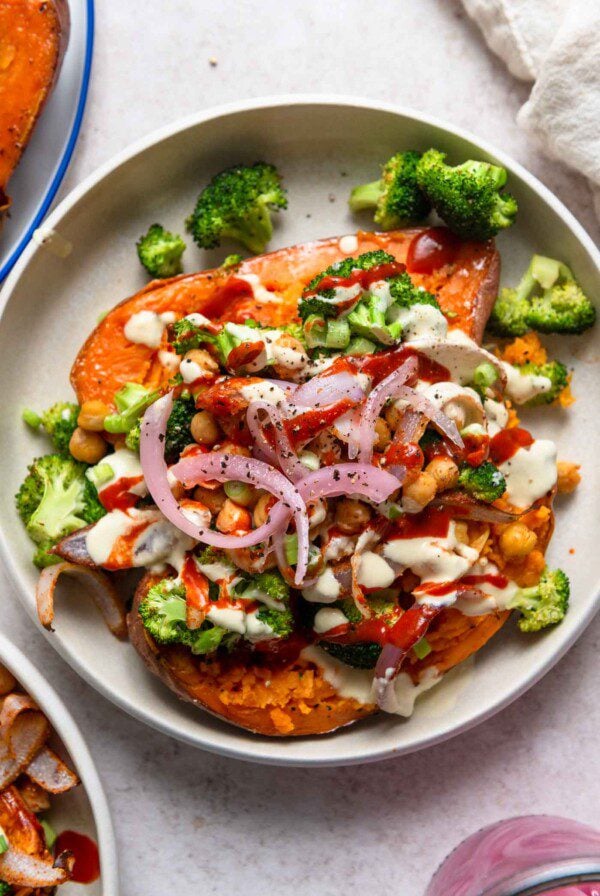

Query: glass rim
left=480, top=856, right=600, bottom=896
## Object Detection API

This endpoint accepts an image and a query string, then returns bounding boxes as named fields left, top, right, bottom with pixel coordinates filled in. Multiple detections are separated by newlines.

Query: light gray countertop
left=2, top=1, right=598, bottom=893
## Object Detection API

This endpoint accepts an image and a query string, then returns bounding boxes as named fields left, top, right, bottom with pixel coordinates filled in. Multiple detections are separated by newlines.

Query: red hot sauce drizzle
left=406, top=227, right=461, bottom=274
left=489, top=427, right=534, bottom=465
left=54, top=830, right=100, bottom=884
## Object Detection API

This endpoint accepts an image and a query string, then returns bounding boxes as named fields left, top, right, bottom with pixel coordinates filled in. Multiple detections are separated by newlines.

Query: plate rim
left=1, top=94, right=599, bottom=767
left=0, top=0, right=95, bottom=283
left=0, top=631, right=119, bottom=893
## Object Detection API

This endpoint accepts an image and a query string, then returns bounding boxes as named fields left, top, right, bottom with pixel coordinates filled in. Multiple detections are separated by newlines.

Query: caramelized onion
left=0, top=847, right=72, bottom=887
left=26, top=746, right=79, bottom=794
left=36, top=562, right=127, bottom=639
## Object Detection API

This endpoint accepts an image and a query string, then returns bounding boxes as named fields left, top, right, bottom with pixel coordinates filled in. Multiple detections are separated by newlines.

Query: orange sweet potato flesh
left=0, top=0, right=70, bottom=218
left=71, top=228, right=499, bottom=407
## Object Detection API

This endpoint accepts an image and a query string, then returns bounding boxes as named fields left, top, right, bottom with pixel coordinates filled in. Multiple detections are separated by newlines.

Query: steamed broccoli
left=255, top=605, right=294, bottom=638
left=138, top=579, right=231, bottom=654
left=136, top=224, right=186, bottom=279
left=234, top=569, right=290, bottom=609
left=305, top=250, right=396, bottom=293
left=125, top=419, right=141, bottom=452
left=23, top=402, right=80, bottom=456
left=169, top=318, right=208, bottom=355
left=471, top=361, right=500, bottom=397
left=303, top=314, right=351, bottom=350
left=416, top=149, right=518, bottom=240
left=349, top=151, right=431, bottom=229
left=488, top=255, right=596, bottom=336
left=516, top=361, right=569, bottom=407
left=458, top=461, right=506, bottom=502
left=0, top=882, right=11, bottom=896
left=507, top=567, right=569, bottom=632
left=318, top=594, right=400, bottom=669
left=186, top=162, right=287, bottom=254
left=164, top=395, right=196, bottom=463
left=388, top=272, right=440, bottom=309
left=15, top=455, right=105, bottom=568
left=103, top=383, right=158, bottom=435
left=347, top=294, right=403, bottom=345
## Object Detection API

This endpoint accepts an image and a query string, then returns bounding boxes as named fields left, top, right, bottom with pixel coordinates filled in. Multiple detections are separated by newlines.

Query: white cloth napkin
left=461, top=0, right=600, bottom=219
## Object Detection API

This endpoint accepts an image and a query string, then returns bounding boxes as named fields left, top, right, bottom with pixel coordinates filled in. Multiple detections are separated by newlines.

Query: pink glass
left=425, top=816, right=600, bottom=896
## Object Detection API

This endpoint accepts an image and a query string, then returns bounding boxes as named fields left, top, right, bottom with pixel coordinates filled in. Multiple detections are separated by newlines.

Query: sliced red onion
left=392, top=386, right=463, bottom=449
left=292, top=371, right=366, bottom=408
left=26, top=746, right=79, bottom=793
left=350, top=356, right=419, bottom=462
left=36, top=562, right=127, bottom=638
left=246, top=400, right=306, bottom=481
left=296, top=463, right=400, bottom=505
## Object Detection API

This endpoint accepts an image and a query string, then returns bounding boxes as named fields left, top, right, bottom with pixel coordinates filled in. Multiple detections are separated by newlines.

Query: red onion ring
left=292, top=371, right=366, bottom=408
left=392, top=386, right=463, bottom=449
left=350, top=356, right=419, bottom=462
left=296, top=463, right=400, bottom=504
left=246, top=400, right=306, bottom=481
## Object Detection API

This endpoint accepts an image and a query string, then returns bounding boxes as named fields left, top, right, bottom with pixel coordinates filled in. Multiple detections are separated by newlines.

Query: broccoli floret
left=458, top=461, right=506, bottom=502
left=349, top=151, right=431, bottom=229
left=416, top=149, right=518, bottom=240
left=104, top=383, right=158, bottom=434
left=169, top=318, right=207, bottom=355
left=471, top=361, right=501, bottom=397
left=516, top=361, right=569, bottom=407
left=388, top=272, right=440, bottom=309
left=138, top=579, right=231, bottom=655
left=136, top=224, right=186, bottom=279
left=186, top=162, right=287, bottom=255
left=318, top=594, right=400, bottom=669
left=255, top=605, right=294, bottom=638
left=234, top=569, right=290, bottom=608
left=0, top=882, right=11, bottom=896
left=507, top=567, right=569, bottom=632
left=125, top=419, right=141, bottom=452
left=298, top=296, right=341, bottom=323
left=15, top=455, right=105, bottom=568
left=488, top=255, right=596, bottom=336
left=347, top=294, right=403, bottom=346
left=221, top=253, right=243, bottom=269
left=321, top=641, right=382, bottom=669
left=23, top=402, right=80, bottom=455
left=305, top=250, right=396, bottom=293
left=164, top=395, right=196, bottom=463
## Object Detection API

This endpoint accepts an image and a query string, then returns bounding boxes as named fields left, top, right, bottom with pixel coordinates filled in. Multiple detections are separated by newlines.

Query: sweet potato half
left=72, top=227, right=551, bottom=736
left=0, top=0, right=70, bottom=221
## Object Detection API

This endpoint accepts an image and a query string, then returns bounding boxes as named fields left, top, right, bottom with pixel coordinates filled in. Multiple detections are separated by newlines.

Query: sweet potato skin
left=0, top=0, right=70, bottom=218
left=127, top=574, right=374, bottom=737
left=71, top=229, right=499, bottom=407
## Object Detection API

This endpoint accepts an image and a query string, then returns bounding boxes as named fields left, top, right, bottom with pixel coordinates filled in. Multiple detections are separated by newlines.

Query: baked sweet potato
left=71, top=228, right=499, bottom=407
left=0, top=0, right=70, bottom=222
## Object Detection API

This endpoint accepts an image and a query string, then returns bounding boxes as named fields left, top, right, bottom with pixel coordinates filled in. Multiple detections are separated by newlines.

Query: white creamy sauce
left=179, top=358, right=204, bottom=383
left=124, top=310, right=175, bottom=349
left=484, top=398, right=509, bottom=437
left=453, top=564, right=519, bottom=617
left=411, top=331, right=504, bottom=386
left=86, top=510, right=133, bottom=565
left=225, top=322, right=283, bottom=372
left=86, top=508, right=194, bottom=571
left=240, top=381, right=287, bottom=405
left=501, top=361, right=552, bottom=405
left=271, top=340, right=308, bottom=373
left=302, top=567, right=341, bottom=603
left=499, top=440, right=557, bottom=509
left=323, top=534, right=355, bottom=563
left=87, top=448, right=147, bottom=498
left=184, top=312, right=214, bottom=328
left=313, top=607, right=349, bottom=634
left=301, top=646, right=443, bottom=717
left=207, top=605, right=274, bottom=642
left=383, top=521, right=479, bottom=586
left=339, top=234, right=359, bottom=254
left=357, top=551, right=395, bottom=589
left=238, top=273, right=281, bottom=304
left=327, top=284, right=363, bottom=314
left=420, top=382, right=484, bottom=429
left=394, top=303, right=448, bottom=341
left=196, top=558, right=235, bottom=582
left=158, top=349, right=181, bottom=372
left=180, top=503, right=212, bottom=530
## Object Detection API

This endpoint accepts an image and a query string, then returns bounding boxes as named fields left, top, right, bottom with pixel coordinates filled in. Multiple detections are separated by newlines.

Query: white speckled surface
left=1, top=1, right=598, bottom=893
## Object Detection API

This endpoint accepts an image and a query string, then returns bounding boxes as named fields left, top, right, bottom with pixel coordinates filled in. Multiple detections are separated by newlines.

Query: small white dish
left=0, top=0, right=94, bottom=282
left=0, top=631, right=118, bottom=893
left=0, top=96, right=598, bottom=767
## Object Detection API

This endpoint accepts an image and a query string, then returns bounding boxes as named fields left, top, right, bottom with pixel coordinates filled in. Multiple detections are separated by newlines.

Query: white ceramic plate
left=0, top=631, right=118, bottom=893
left=0, top=97, right=598, bottom=767
left=0, top=0, right=94, bottom=282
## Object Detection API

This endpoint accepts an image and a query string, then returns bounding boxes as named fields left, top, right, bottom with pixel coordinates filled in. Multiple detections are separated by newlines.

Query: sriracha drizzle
left=54, top=830, right=100, bottom=884
left=406, top=227, right=461, bottom=274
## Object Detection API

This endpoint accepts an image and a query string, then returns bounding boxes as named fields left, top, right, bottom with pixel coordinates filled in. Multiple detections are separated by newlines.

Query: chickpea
left=557, top=461, right=581, bottom=494
left=374, top=417, right=391, bottom=451
left=193, top=485, right=226, bottom=515
left=190, top=410, right=220, bottom=446
left=77, top=399, right=110, bottom=432
left=69, top=427, right=107, bottom=464
left=181, top=349, right=219, bottom=379
left=272, top=334, right=309, bottom=378
left=384, top=402, right=402, bottom=431
left=402, top=471, right=437, bottom=512
left=425, top=456, right=460, bottom=492
left=216, top=441, right=251, bottom=458
left=499, top=522, right=537, bottom=559
left=216, top=499, right=252, bottom=534
left=253, top=493, right=275, bottom=528
left=335, top=498, right=371, bottom=535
